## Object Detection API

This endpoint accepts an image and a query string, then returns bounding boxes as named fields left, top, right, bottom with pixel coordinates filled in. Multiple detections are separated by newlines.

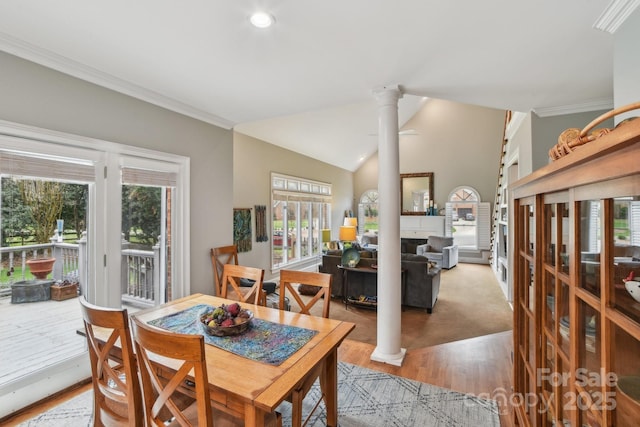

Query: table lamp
left=339, top=223, right=357, bottom=249
left=343, top=217, right=358, bottom=228
left=322, top=229, right=331, bottom=253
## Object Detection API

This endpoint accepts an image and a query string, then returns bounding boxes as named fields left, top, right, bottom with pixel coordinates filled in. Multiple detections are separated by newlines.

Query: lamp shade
left=343, top=217, right=358, bottom=227
left=322, top=229, right=331, bottom=242
left=339, top=226, right=357, bottom=242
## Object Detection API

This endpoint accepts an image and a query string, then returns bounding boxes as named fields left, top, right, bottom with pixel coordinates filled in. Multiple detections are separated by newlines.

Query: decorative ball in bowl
left=200, top=303, right=253, bottom=337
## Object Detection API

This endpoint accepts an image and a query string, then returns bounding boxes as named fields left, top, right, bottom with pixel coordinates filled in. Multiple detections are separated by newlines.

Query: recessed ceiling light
left=250, top=12, right=275, bottom=28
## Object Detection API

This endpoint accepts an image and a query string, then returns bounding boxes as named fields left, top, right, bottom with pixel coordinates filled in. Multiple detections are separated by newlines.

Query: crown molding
left=593, top=0, right=640, bottom=33
left=533, top=99, right=614, bottom=117
left=0, top=32, right=234, bottom=130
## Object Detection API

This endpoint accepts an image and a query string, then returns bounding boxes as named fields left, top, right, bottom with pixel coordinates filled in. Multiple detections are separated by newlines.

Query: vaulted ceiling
left=0, top=0, right=625, bottom=171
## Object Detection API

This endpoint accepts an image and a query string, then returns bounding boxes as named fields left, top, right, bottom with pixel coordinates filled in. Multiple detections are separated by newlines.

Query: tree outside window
left=358, top=190, right=379, bottom=233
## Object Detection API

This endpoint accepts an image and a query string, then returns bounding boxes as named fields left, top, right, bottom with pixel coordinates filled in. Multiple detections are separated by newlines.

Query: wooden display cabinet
left=511, top=118, right=640, bottom=426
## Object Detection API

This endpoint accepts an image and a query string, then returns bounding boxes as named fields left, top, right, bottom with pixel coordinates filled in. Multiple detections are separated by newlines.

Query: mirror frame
left=400, top=172, right=434, bottom=215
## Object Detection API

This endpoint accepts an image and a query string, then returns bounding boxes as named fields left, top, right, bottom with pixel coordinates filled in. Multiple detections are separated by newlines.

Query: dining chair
left=210, top=245, right=238, bottom=296
left=79, top=297, right=144, bottom=427
left=219, top=263, right=266, bottom=306
left=278, top=270, right=332, bottom=427
left=130, top=316, right=281, bottom=427
left=211, top=244, right=277, bottom=296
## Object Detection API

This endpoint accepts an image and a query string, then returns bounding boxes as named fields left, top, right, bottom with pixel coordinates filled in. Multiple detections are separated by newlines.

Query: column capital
left=372, top=85, right=403, bottom=106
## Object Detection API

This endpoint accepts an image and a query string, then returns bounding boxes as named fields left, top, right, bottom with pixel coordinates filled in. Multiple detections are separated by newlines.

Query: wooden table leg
left=322, top=348, right=339, bottom=426
left=244, top=403, right=265, bottom=427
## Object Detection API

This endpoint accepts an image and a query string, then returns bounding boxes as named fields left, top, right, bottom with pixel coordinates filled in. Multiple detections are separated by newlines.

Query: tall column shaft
left=371, top=85, right=405, bottom=366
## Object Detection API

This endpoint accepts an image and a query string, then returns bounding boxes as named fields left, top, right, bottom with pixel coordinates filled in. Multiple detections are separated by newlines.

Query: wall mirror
left=400, top=172, right=434, bottom=215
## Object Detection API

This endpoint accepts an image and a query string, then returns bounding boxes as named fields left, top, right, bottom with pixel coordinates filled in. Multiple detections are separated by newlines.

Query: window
left=446, top=186, right=490, bottom=250
left=271, top=173, right=331, bottom=269
left=0, top=123, right=189, bottom=402
left=358, top=190, right=378, bottom=234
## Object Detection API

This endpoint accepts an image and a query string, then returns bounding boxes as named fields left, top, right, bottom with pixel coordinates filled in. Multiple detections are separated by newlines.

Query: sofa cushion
left=361, top=232, right=378, bottom=246
left=427, top=235, right=454, bottom=252
left=401, top=253, right=429, bottom=262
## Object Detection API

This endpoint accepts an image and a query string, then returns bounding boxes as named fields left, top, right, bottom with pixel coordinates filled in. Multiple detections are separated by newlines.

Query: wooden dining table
left=127, top=293, right=355, bottom=427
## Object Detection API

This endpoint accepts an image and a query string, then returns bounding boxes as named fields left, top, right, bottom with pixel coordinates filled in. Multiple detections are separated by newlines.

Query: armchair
left=416, top=235, right=458, bottom=269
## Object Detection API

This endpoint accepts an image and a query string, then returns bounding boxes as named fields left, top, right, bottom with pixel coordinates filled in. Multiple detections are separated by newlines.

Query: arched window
left=446, top=186, right=490, bottom=250
left=358, top=190, right=378, bottom=234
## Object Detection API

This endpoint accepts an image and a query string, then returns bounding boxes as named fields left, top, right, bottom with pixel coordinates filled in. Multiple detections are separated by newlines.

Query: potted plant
left=26, top=257, right=56, bottom=280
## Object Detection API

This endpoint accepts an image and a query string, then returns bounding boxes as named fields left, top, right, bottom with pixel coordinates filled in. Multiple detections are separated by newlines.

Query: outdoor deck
left=0, top=295, right=137, bottom=387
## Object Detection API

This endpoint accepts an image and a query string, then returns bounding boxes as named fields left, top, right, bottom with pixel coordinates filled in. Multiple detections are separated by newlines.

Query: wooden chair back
left=131, top=316, right=214, bottom=427
left=210, top=245, right=239, bottom=296
left=79, top=297, right=144, bottom=427
left=277, top=270, right=332, bottom=426
left=220, top=263, right=266, bottom=306
left=279, top=270, right=332, bottom=318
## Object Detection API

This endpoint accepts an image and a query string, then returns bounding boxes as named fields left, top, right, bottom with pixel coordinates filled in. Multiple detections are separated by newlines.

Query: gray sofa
left=416, top=235, right=458, bottom=269
left=319, top=251, right=441, bottom=313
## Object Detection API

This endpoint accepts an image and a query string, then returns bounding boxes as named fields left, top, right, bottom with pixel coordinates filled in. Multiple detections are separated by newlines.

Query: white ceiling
left=0, top=0, right=626, bottom=171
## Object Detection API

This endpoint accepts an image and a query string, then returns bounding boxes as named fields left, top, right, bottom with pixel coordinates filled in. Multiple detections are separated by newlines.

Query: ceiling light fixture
left=250, top=12, right=275, bottom=28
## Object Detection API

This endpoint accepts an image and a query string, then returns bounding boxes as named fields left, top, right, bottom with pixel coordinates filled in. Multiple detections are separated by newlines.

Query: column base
left=370, top=346, right=406, bottom=366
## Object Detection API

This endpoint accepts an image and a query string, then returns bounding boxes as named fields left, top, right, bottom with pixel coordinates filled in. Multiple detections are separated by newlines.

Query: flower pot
left=26, top=257, right=56, bottom=280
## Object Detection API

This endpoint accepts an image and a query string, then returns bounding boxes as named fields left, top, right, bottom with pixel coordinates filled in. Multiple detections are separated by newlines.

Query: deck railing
left=0, top=233, right=158, bottom=307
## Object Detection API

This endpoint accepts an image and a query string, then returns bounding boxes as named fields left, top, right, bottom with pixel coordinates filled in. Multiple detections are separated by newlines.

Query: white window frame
left=446, top=186, right=490, bottom=250
left=271, top=172, right=331, bottom=270
left=0, top=120, right=190, bottom=304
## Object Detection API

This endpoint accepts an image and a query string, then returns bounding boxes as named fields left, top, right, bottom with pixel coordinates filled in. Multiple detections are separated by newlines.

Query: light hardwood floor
left=3, top=331, right=515, bottom=426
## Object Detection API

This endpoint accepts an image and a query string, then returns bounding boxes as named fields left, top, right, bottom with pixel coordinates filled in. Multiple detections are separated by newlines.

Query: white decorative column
left=371, top=85, right=406, bottom=366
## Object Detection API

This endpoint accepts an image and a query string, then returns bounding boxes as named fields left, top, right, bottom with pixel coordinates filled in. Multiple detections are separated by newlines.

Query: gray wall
left=354, top=98, right=506, bottom=209
left=615, top=7, right=640, bottom=123
left=233, top=131, right=353, bottom=278
left=531, top=109, right=613, bottom=171
left=0, top=52, right=233, bottom=295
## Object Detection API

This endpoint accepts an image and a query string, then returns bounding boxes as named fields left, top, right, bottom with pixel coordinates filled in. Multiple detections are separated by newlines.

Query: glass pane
left=1, top=176, right=89, bottom=385
left=544, top=204, right=556, bottom=267
left=611, top=324, right=640, bottom=426
left=311, top=202, right=320, bottom=255
left=300, top=202, right=310, bottom=257
left=544, top=270, right=556, bottom=333
left=580, top=200, right=602, bottom=297
left=559, top=282, right=570, bottom=356
left=558, top=358, right=574, bottom=426
left=559, top=203, right=570, bottom=275
left=527, top=260, right=535, bottom=312
left=287, top=201, right=299, bottom=262
left=577, top=299, right=600, bottom=387
left=528, top=204, right=535, bottom=256
left=272, top=200, right=285, bottom=267
left=360, top=190, right=379, bottom=233
left=613, top=196, right=640, bottom=324
left=542, top=334, right=555, bottom=425
left=575, top=300, right=603, bottom=426
left=121, top=184, right=167, bottom=305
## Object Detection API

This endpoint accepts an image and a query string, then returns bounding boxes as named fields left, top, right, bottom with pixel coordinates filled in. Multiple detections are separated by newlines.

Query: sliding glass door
left=0, top=124, right=189, bottom=416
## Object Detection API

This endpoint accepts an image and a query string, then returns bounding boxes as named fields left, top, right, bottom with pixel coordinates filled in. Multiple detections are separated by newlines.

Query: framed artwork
left=233, top=208, right=252, bottom=252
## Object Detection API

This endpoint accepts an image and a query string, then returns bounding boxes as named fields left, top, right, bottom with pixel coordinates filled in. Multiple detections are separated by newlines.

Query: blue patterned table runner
left=147, top=304, right=318, bottom=365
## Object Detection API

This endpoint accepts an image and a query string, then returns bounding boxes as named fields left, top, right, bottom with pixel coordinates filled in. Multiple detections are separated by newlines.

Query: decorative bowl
left=616, top=376, right=640, bottom=425
left=342, top=247, right=360, bottom=268
left=200, top=307, right=253, bottom=337
left=624, top=280, right=640, bottom=303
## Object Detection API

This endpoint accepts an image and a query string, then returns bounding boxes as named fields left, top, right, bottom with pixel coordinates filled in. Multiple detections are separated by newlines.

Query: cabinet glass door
left=579, top=200, right=602, bottom=298
left=612, top=196, right=640, bottom=324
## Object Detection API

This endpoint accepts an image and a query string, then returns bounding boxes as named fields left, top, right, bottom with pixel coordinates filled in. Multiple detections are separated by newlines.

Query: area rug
left=20, top=362, right=499, bottom=426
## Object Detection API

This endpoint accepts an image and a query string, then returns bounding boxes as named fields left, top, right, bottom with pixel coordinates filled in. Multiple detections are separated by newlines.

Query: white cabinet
left=400, top=216, right=445, bottom=239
